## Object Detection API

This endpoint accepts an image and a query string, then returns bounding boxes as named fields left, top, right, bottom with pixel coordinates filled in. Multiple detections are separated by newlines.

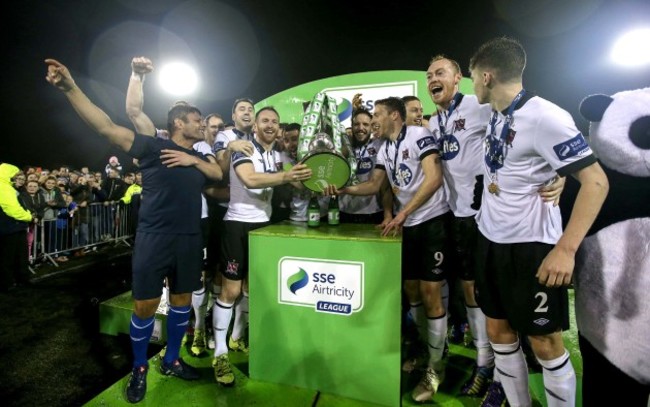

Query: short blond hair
left=429, top=54, right=462, bottom=76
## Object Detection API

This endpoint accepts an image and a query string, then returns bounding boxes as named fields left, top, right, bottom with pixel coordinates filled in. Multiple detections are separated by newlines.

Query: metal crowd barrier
left=29, top=201, right=136, bottom=268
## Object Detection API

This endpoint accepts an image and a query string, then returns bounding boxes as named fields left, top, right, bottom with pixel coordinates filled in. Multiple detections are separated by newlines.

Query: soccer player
left=212, top=107, right=311, bottom=386
left=326, top=97, right=450, bottom=402
left=338, top=107, right=391, bottom=224
left=468, top=37, right=608, bottom=407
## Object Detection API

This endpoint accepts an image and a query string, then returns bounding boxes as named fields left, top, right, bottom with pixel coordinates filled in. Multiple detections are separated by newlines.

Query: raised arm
left=45, top=59, right=135, bottom=152
left=126, top=57, right=156, bottom=136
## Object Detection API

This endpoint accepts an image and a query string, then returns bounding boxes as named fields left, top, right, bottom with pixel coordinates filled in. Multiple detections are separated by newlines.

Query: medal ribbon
left=385, top=125, right=407, bottom=186
left=436, top=92, right=464, bottom=140
left=486, top=89, right=526, bottom=175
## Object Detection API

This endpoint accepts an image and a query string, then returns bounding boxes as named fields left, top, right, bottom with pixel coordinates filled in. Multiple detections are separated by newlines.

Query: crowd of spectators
left=0, top=158, right=141, bottom=290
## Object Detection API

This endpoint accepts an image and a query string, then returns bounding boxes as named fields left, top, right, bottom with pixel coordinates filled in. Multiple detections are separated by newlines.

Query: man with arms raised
left=126, top=56, right=220, bottom=357
left=45, top=58, right=223, bottom=404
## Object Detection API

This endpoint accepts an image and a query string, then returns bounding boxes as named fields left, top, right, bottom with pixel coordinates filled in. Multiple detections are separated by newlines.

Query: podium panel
left=249, top=222, right=402, bottom=407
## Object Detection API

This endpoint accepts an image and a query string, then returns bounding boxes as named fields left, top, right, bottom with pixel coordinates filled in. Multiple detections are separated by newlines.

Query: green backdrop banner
left=254, top=70, right=474, bottom=127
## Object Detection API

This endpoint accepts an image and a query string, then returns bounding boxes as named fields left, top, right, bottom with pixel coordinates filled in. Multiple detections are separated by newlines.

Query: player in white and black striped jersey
left=338, top=108, right=391, bottom=224
left=211, top=107, right=311, bottom=387
left=327, top=97, right=451, bottom=403
left=427, top=55, right=497, bottom=400
left=469, top=37, right=608, bottom=407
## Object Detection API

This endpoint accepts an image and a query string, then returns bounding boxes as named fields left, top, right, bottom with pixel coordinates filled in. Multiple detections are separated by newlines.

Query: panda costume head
left=576, top=87, right=650, bottom=386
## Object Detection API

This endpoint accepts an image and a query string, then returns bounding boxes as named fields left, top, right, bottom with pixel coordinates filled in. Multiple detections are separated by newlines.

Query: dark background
left=2, top=0, right=649, bottom=171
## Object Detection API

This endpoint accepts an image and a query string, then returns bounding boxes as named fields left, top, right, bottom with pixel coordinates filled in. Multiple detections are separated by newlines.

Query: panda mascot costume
left=577, top=88, right=650, bottom=406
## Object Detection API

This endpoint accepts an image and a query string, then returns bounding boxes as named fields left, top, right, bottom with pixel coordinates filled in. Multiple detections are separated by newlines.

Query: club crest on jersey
left=453, top=118, right=466, bottom=132
left=402, top=149, right=410, bottom=160
left=225, top=261, right=239, bottom=276
left=506, top=129, right=517, bottom=146
left=367, top=147, right=377, bottom=156
left=393, top=163, right=413, bottom=187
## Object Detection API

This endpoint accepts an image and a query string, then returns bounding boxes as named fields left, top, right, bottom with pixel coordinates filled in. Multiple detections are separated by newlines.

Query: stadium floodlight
left=611, top=28, right=650, bottom=67
left=158, top=62, right=199, bottom=95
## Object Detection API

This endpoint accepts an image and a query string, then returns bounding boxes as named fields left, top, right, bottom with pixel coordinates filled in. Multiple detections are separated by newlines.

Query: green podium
left=249, top=222, right=402, bottom=407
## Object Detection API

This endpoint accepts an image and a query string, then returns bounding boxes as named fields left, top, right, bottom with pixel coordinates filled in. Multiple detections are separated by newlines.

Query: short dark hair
left=375, top=97, right=406, bottom=121
left=469, top=37, right=526, bottom=83
left=352, top=109, right=372, bottom=122
left=429, top=54, right=462, bottom=75
left=401, top=96, right=420, bottom=104
left=255, top=106, right=280, bottom=120
left=166, top=103, right=202, bottom=133
left=285, top=123, right=301, bottom=132
left=204, top=113, right=223, bottom=123
left=232, top=98, right=254, bottom=114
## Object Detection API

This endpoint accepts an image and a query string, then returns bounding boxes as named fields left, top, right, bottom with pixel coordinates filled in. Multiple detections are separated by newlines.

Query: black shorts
left=446, top=216, right=478, bottom=281
left=131, top=232, right=203, bottom=300
left=402, top=212, right=450, bottom=282
left=206, top=203, right=228, bottom=279
left=220, top=220, right=269, bottom=281
left=474, top=232, right=570, bottom=336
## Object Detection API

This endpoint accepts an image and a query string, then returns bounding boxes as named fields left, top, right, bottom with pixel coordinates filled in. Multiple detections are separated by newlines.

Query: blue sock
left=130, top=313, right=155, bottom=368
left=163, top=305, right=191, bottom=365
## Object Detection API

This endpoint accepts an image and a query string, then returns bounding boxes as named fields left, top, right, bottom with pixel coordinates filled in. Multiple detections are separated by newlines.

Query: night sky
left=2, top=0, right=649, bottom=172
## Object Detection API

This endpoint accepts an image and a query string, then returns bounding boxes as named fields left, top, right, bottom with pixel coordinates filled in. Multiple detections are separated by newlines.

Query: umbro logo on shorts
left=431, top=268, right=443, bottom=275
left=533, top=318, right=550, bottom=326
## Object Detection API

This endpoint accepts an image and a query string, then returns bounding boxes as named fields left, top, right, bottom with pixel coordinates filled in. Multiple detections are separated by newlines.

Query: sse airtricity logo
left=287, top=268, right=309, bottom=294
left=337, top=98, right=353, bottom=122
left=279, top=257, right=364, bottom=316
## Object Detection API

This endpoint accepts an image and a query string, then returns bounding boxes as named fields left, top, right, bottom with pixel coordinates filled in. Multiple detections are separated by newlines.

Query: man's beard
left=351, top=133, right=369, bottom=148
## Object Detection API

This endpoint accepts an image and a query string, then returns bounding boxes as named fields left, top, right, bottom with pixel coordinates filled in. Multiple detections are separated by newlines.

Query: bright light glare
left=158, top=62, right=198, bottom=95
left=611, top=28, right=650, bottom=67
